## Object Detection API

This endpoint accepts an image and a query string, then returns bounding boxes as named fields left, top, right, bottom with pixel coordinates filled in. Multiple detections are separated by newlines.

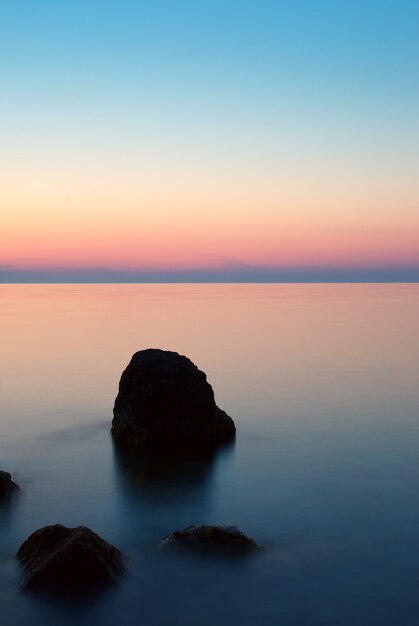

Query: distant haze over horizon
left=1, top=1, right=418, bottom=280
left=1, top=265, right=419, bottom=284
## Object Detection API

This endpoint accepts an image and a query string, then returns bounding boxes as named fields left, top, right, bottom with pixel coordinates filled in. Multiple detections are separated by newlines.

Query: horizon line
left=2, top=266, right=419, bottom=284
left=1, top=281, right=418, bottom=285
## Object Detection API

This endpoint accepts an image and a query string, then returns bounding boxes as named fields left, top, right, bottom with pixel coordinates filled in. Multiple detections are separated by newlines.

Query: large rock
left=159, top=525, right=263, bottom=557
left=112, top=349, right=235, bottom=451
left=17, top=525, right=125, bottom=591
left=0, top=471, right=20, bottom=498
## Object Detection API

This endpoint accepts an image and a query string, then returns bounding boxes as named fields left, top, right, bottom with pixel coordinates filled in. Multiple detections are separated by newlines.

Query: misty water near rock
left=1, top=284, right=419, bottom=625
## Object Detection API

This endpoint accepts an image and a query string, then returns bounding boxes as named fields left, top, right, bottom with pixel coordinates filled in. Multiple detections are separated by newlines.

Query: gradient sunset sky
left=1, top=0, right=418, bottom=282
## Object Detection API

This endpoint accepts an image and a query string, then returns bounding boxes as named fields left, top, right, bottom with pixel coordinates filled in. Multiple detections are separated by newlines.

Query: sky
left=1, top=0, right=418, bottom=282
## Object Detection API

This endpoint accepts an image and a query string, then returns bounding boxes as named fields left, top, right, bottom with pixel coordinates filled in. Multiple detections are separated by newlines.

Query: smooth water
left=0, top=284, right=418, bottom=625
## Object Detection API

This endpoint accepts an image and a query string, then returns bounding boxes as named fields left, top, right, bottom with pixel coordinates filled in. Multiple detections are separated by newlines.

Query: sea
left=0, top=283, right=418, bottom=625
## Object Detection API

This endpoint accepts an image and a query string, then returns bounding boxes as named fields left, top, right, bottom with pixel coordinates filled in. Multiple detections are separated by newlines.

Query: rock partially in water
left=112, top=349, right=235, bottom=451
left=159, top=525, right=264, bottom=557
left=0, top=471, right=21, bottom=498
left=17, top=525, right=125, bottom=591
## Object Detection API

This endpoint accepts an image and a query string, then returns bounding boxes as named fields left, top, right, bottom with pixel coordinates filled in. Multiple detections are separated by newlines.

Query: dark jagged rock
left=0, top=471, right=21, bottom=498
left=17, top=525, right=125, bottom=591
left=112, top=349, right=235, bottom=451
left=159, top=525, right=264, bottom=557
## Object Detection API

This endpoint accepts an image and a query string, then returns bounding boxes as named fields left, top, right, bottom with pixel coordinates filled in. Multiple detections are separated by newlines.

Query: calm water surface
left=0, top=284, right=418, bottom=625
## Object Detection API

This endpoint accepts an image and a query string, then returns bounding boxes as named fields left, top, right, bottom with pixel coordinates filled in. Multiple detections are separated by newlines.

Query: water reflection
left=0, top=492, right=23, bottom=560
left=112, top=439, right=236, bottom=551
left=0, top=284, right=418, bottom=626
left=19, top=577, right=121, bottom=608
left=112, top=440, right=235, bottom=507
left=0, top=498, right=16, bottom=534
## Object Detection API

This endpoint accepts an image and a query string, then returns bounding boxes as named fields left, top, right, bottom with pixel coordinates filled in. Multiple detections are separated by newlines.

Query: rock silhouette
left=159, top=525, right=263, bottom=557
left=17, top=525, right=125, bottom=591
left=112, top=349, right=235, bottom=451
left=0, top=471, right=20, bottom=498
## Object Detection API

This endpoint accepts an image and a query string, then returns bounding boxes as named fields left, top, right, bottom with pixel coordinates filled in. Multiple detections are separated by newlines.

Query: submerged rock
left=17, top=525, right=125, bottom=591
left=0, top=471, right=21, bottom=498
left=159, top=525, right=263, bottom=557
left=112, top=349, right=235, bottom=451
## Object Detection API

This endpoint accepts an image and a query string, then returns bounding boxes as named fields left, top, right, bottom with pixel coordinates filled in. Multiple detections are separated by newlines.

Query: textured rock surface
left=0, top=471, right=20, bottom=498
left=17, top=525, right=125, bottom=591
left=112, top=349, right=235, bottom=450
left=159, top=525, right=263, bottom=557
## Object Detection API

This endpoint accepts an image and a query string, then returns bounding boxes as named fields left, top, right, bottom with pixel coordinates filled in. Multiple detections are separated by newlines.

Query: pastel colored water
left=0, top=284, right=418, bottom=625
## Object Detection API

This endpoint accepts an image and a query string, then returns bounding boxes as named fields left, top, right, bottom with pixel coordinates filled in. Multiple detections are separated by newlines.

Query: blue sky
left=1, top=0, right=418, bottom=282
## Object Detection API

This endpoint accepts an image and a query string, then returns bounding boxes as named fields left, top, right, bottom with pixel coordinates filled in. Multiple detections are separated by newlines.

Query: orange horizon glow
left=2, top=1, right=418, bottom=281
left=3, top=221, right=419, bottom=271
left=2, top=169, right=419, bottom=272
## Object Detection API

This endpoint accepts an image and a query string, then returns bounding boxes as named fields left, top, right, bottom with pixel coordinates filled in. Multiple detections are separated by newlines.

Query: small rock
left=112, top=349, right=236, bottom=451
left=159, top=525, right=264, bottom=557
left=17, top=525, right=125, bottom=591
left=0, top=471, right=20, bottom=498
